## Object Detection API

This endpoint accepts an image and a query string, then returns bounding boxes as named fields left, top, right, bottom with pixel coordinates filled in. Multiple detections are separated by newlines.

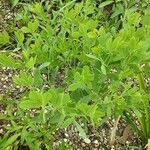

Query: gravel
left=53, top=118, right=144, bottom=150
left=0, top=0, right=14, bottom=31
left=0, top=67, right=26, bottom=98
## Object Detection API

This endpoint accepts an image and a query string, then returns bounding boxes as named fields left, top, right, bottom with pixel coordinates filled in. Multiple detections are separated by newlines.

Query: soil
left=53, top=118, right=144, bottom=150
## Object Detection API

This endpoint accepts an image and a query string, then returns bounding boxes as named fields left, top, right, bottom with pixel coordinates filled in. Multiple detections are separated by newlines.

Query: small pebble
left=94, top=140, right=99, bottom=144
left=0, top=129, right=3, bottom=134
left=64, top=138, right=68, bottom=142
left=84, top=138, right=91, bottom=144
left=81, top=142, right=86, bottom=147
left=65, top=133, right=69, bottom=138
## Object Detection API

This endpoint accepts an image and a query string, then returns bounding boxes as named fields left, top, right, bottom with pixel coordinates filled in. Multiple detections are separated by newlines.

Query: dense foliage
left=0, top=0, right=150, bottom=149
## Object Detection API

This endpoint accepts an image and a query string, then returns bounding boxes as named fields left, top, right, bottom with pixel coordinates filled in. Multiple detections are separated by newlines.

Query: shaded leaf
left=33, top=69, right=43, bottom=88
left=99, top=1, right=113, bottom=8
left=0, top=31, right=9, bottom=45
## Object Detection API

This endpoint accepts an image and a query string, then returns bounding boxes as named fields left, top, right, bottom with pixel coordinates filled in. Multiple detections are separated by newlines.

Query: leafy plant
left=1, top=0, right=150, bottom=149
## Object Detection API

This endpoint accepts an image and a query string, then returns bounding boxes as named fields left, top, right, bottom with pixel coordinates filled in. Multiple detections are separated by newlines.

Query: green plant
left=0, top=0, right=150, bottom=149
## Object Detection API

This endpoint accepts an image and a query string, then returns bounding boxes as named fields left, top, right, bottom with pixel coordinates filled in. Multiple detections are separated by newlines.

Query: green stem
left=59, top=0, right=63, bottom=6
left=42, top=105, right=46, bottom=123
left=137, top=65, right=147, bottom=93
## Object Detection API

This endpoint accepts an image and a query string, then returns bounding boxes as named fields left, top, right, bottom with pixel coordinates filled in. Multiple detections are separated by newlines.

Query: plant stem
left=42, top=105, right=46, bottom=123
left=137, top=65, right=147, bottom=93
left=110, top=115, right=121, bottom=145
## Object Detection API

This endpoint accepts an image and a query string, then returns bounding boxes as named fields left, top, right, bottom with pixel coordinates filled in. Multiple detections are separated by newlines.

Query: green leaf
left=4, top=134, right=20, bottom=148
left=86, top=54, right=100, bottom=61
left=42, top=91, right=52, bottom=106
left=82, top=66, right=94, bottom=83
left=0, top=31, right=9, bottom=45
left=29, top=90, right=43, bottom=101
left=25, top=57, right=36, bottom=69
left=19, top=90, right=52, bottom=110
left=74, top=72, right=81, bottom=81
left=19, top=91, right=43, bottom=109
left=133, top=108, right=142, bottom=118
left=68, top=82, right=82, bottom=91
left=0, top=53, right=22, bottom=68
left=99, top=1, right=113, bottom=8
left=19, top=99, right=41, bottom=109
left=39, top=62, right=50, bottom=70
left=28, top=20, right=39, bottom=32
left=49, top=90, right=70, bottom=109
left=33, top=69, right=43, bottom=88
left=59, top=93, right=70, bottom=107
left=77, top=102, right=103, bottom=125
left=30, top=3, right=45, bottom=17
left=13, top=71, right=33, bottom=87
left=101, top=65, right=106, bottom=75
left=11, top=0, right=19, bottom=7
left=15, top=31, right=24, bottom=47
left=87, top=31, right=97, bottom=38
left=21, top=27, right=30, bottom=33
left=74, top=121, right=87, bottom=139
left=61, top=117, right=75, bottom=128
left=22, top=49, right=30, bottom=60
left=74, top=2, right=83, bottom=14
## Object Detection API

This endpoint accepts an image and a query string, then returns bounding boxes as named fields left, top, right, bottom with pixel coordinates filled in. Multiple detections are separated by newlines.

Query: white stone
left=84, top=138, right=91, bottom=144
left=64, top=133, right=69, bottom=137
left=94, top=140, right=99, bottom=144
left=0, top=129, right=3, bottom=134
left=64, top=138, right=68, bottom=142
